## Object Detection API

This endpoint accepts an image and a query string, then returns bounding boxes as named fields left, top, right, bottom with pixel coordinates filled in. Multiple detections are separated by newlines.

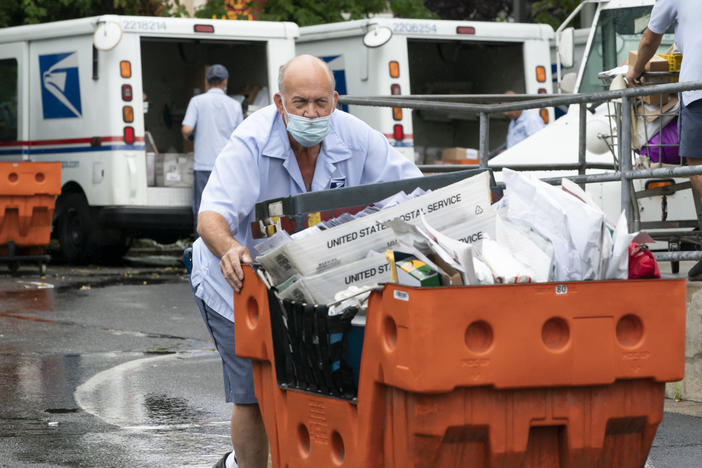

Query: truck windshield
left=579, top=6, right=675, bottom=93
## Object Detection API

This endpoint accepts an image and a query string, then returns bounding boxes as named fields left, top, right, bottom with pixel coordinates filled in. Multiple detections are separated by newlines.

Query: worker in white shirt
left=504, top=90, right=546, bottom=149
left=626, top=0, right=702, bottom=280
left=182, top=64, right=243, bottom=236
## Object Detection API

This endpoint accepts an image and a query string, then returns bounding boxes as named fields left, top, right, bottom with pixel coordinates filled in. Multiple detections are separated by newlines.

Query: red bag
left=628, top=242, right=660, bottom=279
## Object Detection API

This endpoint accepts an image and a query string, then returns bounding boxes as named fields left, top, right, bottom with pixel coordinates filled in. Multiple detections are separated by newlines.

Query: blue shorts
left=679, top=99, right=702, bottom=159
left=193, top=290, right=257, bottom=405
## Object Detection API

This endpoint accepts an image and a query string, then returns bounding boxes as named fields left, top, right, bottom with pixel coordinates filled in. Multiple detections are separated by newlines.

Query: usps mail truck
left=296, top=18, right=554, bottom=163
left=0, top=15, right=297, bottom=263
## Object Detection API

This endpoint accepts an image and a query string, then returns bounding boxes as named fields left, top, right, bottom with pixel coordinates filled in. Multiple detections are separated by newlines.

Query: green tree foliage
left=530, top=0, right=580, bottom=29
left=254, top=0, right=435, bottom=26
left=0, top=0, right=172, bottom=28
left=192, top=0, right=231, bottom=19
left=390, top=0, right=438, bottom=19
left=424, top=0, right=580, bottom=28
left=424, top=0, right=512, bottom=21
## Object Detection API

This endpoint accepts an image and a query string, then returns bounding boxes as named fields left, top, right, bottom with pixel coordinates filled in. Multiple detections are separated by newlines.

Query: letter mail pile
left=256, top=169, right=648, bottom=307
left=258, top=171, right=495, bottom=287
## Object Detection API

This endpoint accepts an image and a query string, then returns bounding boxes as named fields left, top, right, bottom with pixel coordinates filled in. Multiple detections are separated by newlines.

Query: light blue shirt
left=190, top=105, right=422, bottom=321
left=648, top=0, right=702, bottom=106
left=182, top=88, right=243, bottom=171
left=506, top=109, right=545, bottom=149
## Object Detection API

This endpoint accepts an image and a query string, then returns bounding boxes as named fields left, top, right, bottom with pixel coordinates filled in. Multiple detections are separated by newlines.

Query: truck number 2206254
left=392, top=22, right=438, bottom=34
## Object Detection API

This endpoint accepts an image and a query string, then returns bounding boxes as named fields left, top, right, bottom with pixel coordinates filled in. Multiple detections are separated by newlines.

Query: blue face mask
left=282, top=101, right=332, bottom=147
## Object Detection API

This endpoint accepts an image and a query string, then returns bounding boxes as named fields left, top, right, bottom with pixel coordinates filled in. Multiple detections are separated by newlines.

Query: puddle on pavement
left=75, top=352, right=229, bottom=429
left=143, top=393, right=206, bottom=425
left=45, top=408, right=79, bottom=414
left=0, top=353, right=84, bottom=406
left=0, top=288, right=55, bottom=315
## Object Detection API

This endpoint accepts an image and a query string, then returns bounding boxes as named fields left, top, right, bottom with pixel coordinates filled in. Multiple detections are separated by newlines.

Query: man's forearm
left=197, top=211, right=240, bottom=259
left=632, top=28, right=663, bottom=78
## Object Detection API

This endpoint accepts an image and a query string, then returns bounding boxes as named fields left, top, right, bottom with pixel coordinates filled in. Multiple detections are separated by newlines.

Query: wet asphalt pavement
left=0, top=263, right=231, bottom=467
left=0, top=261, right=701, bottom=467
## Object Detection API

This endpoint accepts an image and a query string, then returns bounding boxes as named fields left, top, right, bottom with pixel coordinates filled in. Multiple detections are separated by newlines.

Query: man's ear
left=333, top=90, right=339, bottom=110
left=274, top=93, right=285, bottom=114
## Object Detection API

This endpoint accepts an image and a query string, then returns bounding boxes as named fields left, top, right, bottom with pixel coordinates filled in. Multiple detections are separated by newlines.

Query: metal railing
left=338, top=80, right=702, bottom=264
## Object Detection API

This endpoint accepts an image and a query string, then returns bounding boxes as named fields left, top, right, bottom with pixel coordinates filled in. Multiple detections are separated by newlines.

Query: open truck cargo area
left=297, top=18, right=554, bottom=163
left=0, top=15, right=298, bottom=262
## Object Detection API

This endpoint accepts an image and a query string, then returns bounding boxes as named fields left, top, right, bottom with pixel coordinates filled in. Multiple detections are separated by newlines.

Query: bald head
left=278, top=54, right=335, bottom=96
left=274, top=54, right=339, bottom=122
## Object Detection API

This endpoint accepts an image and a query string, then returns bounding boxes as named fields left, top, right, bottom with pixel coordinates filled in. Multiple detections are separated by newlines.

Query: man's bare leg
left=231, top=403, right=268, bottom=468
left=687, top=159, right=702, bottom=279
left=689, top=160, right=702, bottom=216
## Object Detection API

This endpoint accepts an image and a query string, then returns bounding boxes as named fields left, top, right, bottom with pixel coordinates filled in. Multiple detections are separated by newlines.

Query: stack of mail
left=258, top=171, right=493, bottom=285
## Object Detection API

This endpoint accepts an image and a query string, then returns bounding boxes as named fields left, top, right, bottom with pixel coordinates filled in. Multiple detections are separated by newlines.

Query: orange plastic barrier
left=235, top=267, right=686, bottom=468
left=0, top=162, right=61, bottom=247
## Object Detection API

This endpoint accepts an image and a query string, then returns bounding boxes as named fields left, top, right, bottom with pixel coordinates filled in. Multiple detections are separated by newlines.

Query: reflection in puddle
left=143, top=393, right=205, bottom=425
left=0, top=283, right=55, bottom=340
left=75, top=352, right=228, bottom=431
left=0, top=353, right=83, bottom=405
left=0, top=287, right=55, bottom=316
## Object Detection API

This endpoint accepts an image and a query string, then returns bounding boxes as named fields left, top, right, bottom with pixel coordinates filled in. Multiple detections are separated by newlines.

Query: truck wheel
left=97, top=234, right=132, bottom=265
left=56, top=193, right=94, bottom=264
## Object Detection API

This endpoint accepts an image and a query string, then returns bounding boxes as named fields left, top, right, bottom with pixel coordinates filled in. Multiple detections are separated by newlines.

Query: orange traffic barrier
left=0, top=162, right=61, bottom=247
left=235, top=266, right=686, bottom=468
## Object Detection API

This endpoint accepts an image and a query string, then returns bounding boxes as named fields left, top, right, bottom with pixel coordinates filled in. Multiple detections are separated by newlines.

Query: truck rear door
left=407, top=37, right=530, bottom=159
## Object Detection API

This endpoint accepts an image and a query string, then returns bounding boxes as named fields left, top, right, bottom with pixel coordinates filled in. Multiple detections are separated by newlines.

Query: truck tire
left=97, top=232, right=132, bottom=265
left=56, top=193, right=132, bottom=264
left=56, top=192, right=95, bottom=264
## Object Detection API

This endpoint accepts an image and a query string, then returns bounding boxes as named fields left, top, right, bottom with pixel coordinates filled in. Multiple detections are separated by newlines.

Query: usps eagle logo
left=321, top=55, right=348, bottom=112
left=39, top=52, right=83, bottom=119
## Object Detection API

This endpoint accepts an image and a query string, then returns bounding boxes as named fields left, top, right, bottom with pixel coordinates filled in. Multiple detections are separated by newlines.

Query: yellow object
left=399, top=259, right=425, bottom=273
left=307, top=211, right=322, bottom=227
left=657, top=53, right=682, bottom=73
left=385, top=249, right=398, bottom=283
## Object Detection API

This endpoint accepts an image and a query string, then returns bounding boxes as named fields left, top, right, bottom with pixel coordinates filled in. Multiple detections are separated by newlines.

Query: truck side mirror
left=558, top=27, right=575, bottom=69
left=559, top=72, right=577, bottom=94
left=362, top=26, right=392, bottom=48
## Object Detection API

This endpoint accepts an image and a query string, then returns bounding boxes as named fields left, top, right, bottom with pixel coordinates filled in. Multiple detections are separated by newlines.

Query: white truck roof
left=298, top=18, right=554, bottom=42
left=0, top=15, right=299, bottom=43
left=599, top=0, right=653, bottom=9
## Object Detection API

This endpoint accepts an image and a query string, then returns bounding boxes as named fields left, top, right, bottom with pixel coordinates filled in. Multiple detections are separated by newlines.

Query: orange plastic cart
left=235, top=266, right=686, bottom=468
left=0, top=162, right=61, bottom=273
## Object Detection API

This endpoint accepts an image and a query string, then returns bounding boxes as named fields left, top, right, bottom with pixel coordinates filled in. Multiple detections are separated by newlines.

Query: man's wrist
left=222, top=237, right=241, bottom=256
